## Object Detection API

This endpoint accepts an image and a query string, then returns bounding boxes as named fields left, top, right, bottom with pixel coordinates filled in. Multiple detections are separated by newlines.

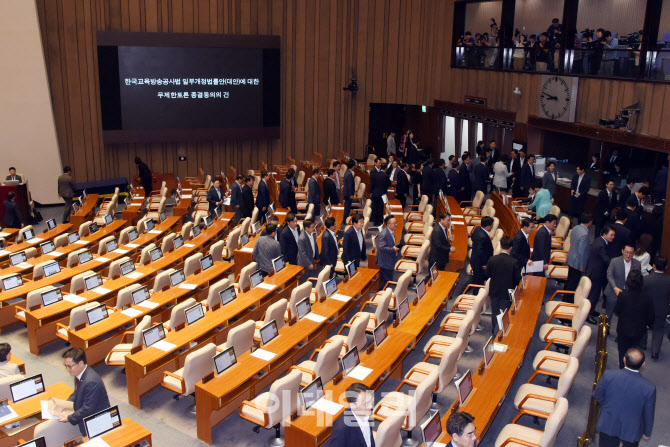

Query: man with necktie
left=377, top=215, right=399, bottom=290
left=5, top=167, right=22, bottom=183
left=428, top=212, right=456, bottom=270
left=255, top=171, right=270, bottom=223
left=297, top=219, right=320, bottom=281
left=206, top=177, right=224, bottom=215
left=343, top=214, right=367, bottom=268
left=320, top=217, right=339, bottom=277
left=230, top=174, right=244, bottom=225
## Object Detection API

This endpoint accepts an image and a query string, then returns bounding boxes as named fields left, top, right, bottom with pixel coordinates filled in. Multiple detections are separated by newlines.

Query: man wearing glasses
left=59, top=348, right=110, bottom=435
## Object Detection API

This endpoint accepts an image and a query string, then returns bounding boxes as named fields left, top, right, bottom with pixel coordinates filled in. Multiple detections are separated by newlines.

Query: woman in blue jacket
left=528, top=179, right=553, bottom=217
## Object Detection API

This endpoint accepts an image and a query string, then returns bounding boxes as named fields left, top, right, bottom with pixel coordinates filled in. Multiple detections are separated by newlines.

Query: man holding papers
left=486, top=237, right=521, bottom=335
left=530, top=214, right=557, bottom=276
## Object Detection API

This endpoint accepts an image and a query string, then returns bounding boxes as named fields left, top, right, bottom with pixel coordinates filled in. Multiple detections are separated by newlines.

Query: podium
left=0, top=184, right=30, bottom=225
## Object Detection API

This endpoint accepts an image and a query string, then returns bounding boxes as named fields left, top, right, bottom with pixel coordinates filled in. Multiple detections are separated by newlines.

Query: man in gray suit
left=604, top=242, right=641, bottom=323
left=58, top=166, right=76, bottom=224
left=565, top=213, right=593, bottom=292
left=377, top=215, right=400, bottom=290
left=252, top=223, right=282, bottom=276
left=297, top=219, right=320, bottom=281
left=60, top=348, right=110, bottom=436
left=643, top=256, right=670, bottom=359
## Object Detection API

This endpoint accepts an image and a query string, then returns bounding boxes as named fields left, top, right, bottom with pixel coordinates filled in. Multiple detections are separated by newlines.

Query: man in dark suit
left=297, top=219, right=320, bottom=281
left=433, top=159, right=448, bottom=197
left=370, top=162, right=390, bottom=227
left=569, top=164, right=591, bottom=218
left=279, top=169, right=298, bottom=214
left=445, top=412, right=477, bottom=447
left=470, top=216, right=494, bottom=285
left=255, top=171, right=270, bottom=223
left=530, top=213, right=557, bottom=276
left=586, top=225, right=616, bottom=324
left=329, top=383, right=375, bottom=447
left=279, top=213, right=300, bottom=264
left=593, top=348, right=656, bottom=447
left=610, top=208, right=632, bottom=258
left=342, top=214, right=367, bottom=268
left=458, top=152, right=472, bottom=202
left=428, top=213, right=456, bottom=270
left=320, top=217, right=339, bottom=277
left=511, top=218, right=533, bottom=271
left=595, top=180, right=617, bottom=235
left=618, top=177, right=635, bottom=208
left=323, top=169, right=339, bottom=206
left=241, top=176, right=254, bottom=218
left=260, top=215, right=281, bottom=241
left=2, top=191, right=22, bottom=229
left=307, top=168, right=322, bottom=216
left=395, top=163, right=410, bottom=210
left=58, top=166, right=76, bottom=224
left=5, top=167, right=22, bottom=183
left=486, top=237, right=522, bottom=334
left=447, top=161, right=461, bottom=198
left=519, top=154, right=536, bottom=198
left=376, top=215, right=399, bottom=290
left=624, top=196, right=641, bottom=242
left=643, top=257, right=670, bottom=359
left=206, top=177, right=224, bottom=214
left=507, top=150, right=519, bottom=193
left=604, top=242, right=642, bottom=323
left=513, top=149, right=526, bottom=198
left=421, top=160, right=434, bottom=204
left=342, top=160, right=356, bottom=226
left=230, top=174, right=244, bottom=225
left=489, top=140, right=499, bottom=164
left=472, top=158, right=489, bottom=194
left=60, top=348, right=110, bottom=436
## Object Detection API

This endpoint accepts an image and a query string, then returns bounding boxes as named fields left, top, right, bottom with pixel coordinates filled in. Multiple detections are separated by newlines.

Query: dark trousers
left=379, top=268, right=394, bottom=291
left=565, top=266, right=582, bottom=294
left=399, top=195, right=407, bottom=212
left=650, top=318, right=668, bottom=355
left=490, top=296, right=510, bottom=335
left=599, top=432, right=639, bottom=447
left=343, top=198, right=352, bottom=226
left=233, top=206, right=243, bottom=226
left=62, top=196, right=74, bottom=223
left=371, top=197, right=384, bottom=226
left=311, top=203, right=321, bottom=217
left=587, top=277, right=606, bottom=314
left=472, top=267, right=487, bottom=286
left=257, top=208, right=267, bottom=224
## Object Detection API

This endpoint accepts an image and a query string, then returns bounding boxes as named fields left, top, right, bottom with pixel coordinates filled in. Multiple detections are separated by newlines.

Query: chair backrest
left=26, top=286, right=56, bottom=310
left=205, top=278, right=230, bottom=309
left=136, top=216, right=151, bottom=234
left=54, top=234, right=68, bottom=248
left=184, top=253, right=204, bottom=277
left=239, top=218, right=251, bottom=238
left=209, top=240, right=225, bottom=262
left=168, top=298, right=196, bottom=331
left=472, top=191, right=485, bottom=208
left=555, top=216, right=570, bottom=239
left=570, top=326, right=592, bottom=360
left=574, top=276, right=592, bottom=307
left=287, top=282, right=312, bottom=320
left=468, top=291, right=487, bottom=333
left=78, top=221, right=92, bottom=237
left=374, top=406, right=405, bottom=447
left=296, top=170, right=305, bottom=186
left=193, top=210, right=208, bottom=227
left=394, top=271, right=412, bottom=304
left=66, top=248, right=88, bottom=268
left=97, top=235, right=116, bottom=255
left=563, top=230, right=572, bottom=252
left=354, top=176, right=361, bottom=192
left=222, top=320, right=255, bottom=357
left=69, top=270, right=94, bottom=294
left=262, top=299, right=288, bottom=331
left=139, top=243, right=157, bottom=265
left=571, top=300, right=591, bottom=332
left=415, top=240, right=430, bottom=270
left=33, top=418, right=82, bottom=447
left=69, top=301, right=100, bottom=329
left=250, top=207, right=259, bottom=228
left=118, top=226, right=136, bottom=245
left=161, top=233, right=177, bottom=253
left=417, top=195, right=429, bottom=213
left=356, top=182, right=366, bottom=199
left=153, top=268, right=176, bottom=292
left=539, top=397, right=569, bottom=447
left=0, top=374, right=24, bottom=401
left=555, top=357, right=579, bottom=399
left=17, top=225, right=34, bottom=243
left=181, top=222, right=194, bottom=240
left=226, top=227, right=242, bottom=253
left=374, top=288, right=392, bottom=324
left=549, top=205, right=560, bottom=217
left=116, top=284, right=139, bottom=310
left=490, top=217, right=500, bottom=235
left=238, top=262, right=258, bottom=291
left=406, top=369, right=438, bottom=429
left=180, top=343, right=216, bottom=395
left=203, top=175, right=212, bottom=191
left=33, top=261, right=54, bottom=281
left=436, top=338, right=463, bottom=392
left=130, top=315, right=152, bottom=348
left=266, top=369, right=302, bottom=428
left=422, top=205, right=434, bottom=221
left=313, top=265, right=331, bottom=301
left=455, top=311, right=475, bottom=358
left=313, top=338, right=343, bottom=384
left=108, top=256, right=132, bottom=280
left=346, top=313, right=369, bottom=354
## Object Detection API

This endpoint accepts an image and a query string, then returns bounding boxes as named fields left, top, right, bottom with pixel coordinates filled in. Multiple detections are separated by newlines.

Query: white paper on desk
left=0, top=232, right=10, bottom=237
left=331, top=293, right=352, bottom=303
left=149, top=230, right=162, bottom=234
left=180, top=195, right=192, bottom=199
left=451, top=215, right=464, bottom=218
left=74, top=240, right=88, bottom=245
left=347, top=365, right=373, bottom=381
left=138, top=300, right=159, bottom=309
left=526, top=261, right=544, bottom=273
left=127, top=271, right=143, bottom=280
left=452, top=221, right=466, bottom=225
left=240, top=247, right=253, bottom=253
left=251, top=349, right=277, bottom=361
left=0, top=249, right=9, bottom=256
left=48, top=251, right=64, bottom=256
left=63, top=294, right=86, bottom=304
left=389, top=205, right=402, bottom=209
left=391, top=212, right=403, bottom=216
left=256, top=282, right=277, bottom=291
left=0, top=404, right=19, bottom=423
left=178, top=283, right=197, bottom=290
left=91, top=287, right=111, bottom=294
left=312, top=398, right=344, bottom=415
left=125, top=243, right=139, bottom=248
left=181, top=188, right=192, bottom=192
left=303, top=313, right=327, bottom=323
left=121, top=308, right=143, bottom=318
left=95, top=256, right=111, bottom=263
left=274, top=211, right=287, bottom=215
left=81, top=437, right=111, bottom=447
left=331, top=206, right=344, bottom=210
left=40, top=400, right=60, bottom=420
left=112, top=248, right=129, bottom=254
left=151, top=340, right=177, bottom=352
left=32, top=237, right=44, bottom=243
left=17, top=262, right=33, bottom=269
left=184, top=243, right=195, bottom=247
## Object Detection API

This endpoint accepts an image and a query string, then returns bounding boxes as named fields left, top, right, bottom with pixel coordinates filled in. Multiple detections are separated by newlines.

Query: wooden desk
left=70, top=194, right=99, bottom=229
left=232, top=209, right=289, bottom=277
left=0, top=224, right=72, bottom=262
left=438, top=276, right=547, bottom=445
left=87, top=418, right=152, bottom=447
left=491, top=192, right=521, bottom=238
left=9, top=353, right=25, bottom=374
left=0, top=382, right=72, bottom=447
left=0, top=184, right=30, bottom=225
left=121, top=187, right=146, bottom=224
left=124, top=264, right=303, bottom=409
left=195, top=267, right=379, bottom=444
left=0, top=228, right=18, bottom=242
left=284, top=272, right=458, bottom=446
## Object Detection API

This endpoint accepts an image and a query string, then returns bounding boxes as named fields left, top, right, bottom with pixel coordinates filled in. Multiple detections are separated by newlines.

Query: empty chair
left=181, top=221, right=194, bottom=240
left=32, top=261, right=59, bottom=281
left=373, top=405, right=407, bottom=447
left=218, top=320, right=255, bottom=357
left=309, top=265, right=331, bottom=303
left=15, top=286, right=55, bottom=322
left=530, top=326, right=591, bottom=382
left=239, top=369, right=302, bottom=446
left=285, top=282, right=313, bottom=321
left=394, top=240, right=430, bottom=283
left=184, top=252, right=204, bottom=276
left=551, top=216, right=571, bottom=248
left=68, top=270, right=95, bottom=294
left=349, top=288, right=392, bottom=332
left=138, top=243, right=157, bottom=265
left=32, top=419, right=82, bottom=447
left=137, top=216, right=151, bottom=234
left=162, top=343, right=217, bottom=412
left=203, top=279, right=231, bottom=309
left=237, top=262, right=258, bottom=292
left=54, top=234, right=68, bottom=248
left=460, top=190, right=485, bottom=212
left=165, top=298, right=197, bottom=331
left=16, top=225, right=35, bottom=243
left=221, top=227, right=242, bottom=261
left=193, top=210, right=209, bottom=227
left=66, top=248, right=89, bottom=268
left=254, top=299, right=288, bottom=341
left=238, top=218, right=252, bottom=238
left=538, top=300, right=590, bottom=349
left=369, top=270, right=411, bottom=314
left=108, top=256, right=133, bottom=280
left=105, top=316, right=152, bottom=366
left=115, top=284, right=141, bottom=310
left=543, top=276, right=591, bottom=320
left=404, top=195, right=429, bottom=220
left=437, top=289, right=485, bottom=339
left=290, top=338, right=343, bottom=386
left=56, top=302, right=100, bottom=342
left=423, top=310, right=475, bottom=362
left=494, top=397, right=569, bottom=447
left=153, top=268, right=176, bottom=292
left=452, top=280, right=491, bottom=314
left=118, top=226, right=136, bottom=245
left=161, top=233, right=177, bottom=253
left=209, top=240, right=225, bottom=262
left=97, top=235, right=116, bottom=255
left=78, top=221, right=93, bottom=238
left=325, top=312, right=369, bottom=356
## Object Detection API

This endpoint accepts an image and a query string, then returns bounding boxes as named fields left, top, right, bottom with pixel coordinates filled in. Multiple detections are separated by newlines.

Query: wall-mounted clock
left=539, top=75, right=579, bottom=122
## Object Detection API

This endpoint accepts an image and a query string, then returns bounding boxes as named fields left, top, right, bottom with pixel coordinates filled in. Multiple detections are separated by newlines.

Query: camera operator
left=474, top=33, right=485, bottom=67
left=590, top=28, right=606, bottom=75
left=536, top=32, right=554, bottom=72
left=513, top=33, right=527, bottom=71
left=526, top=34, right=539, bottom=71
left=490, top=18, right=499, bottom=37
left=601, top=30, right=619, bottom=76
left=459, top=31, right=475, bottom=67
left=547, top=18, right=562, bottom=45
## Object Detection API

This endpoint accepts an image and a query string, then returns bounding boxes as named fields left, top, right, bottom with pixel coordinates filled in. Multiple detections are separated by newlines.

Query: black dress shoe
left=587, top=316, right=598, bottom=325
left=651, top=353, right=659, bottom=360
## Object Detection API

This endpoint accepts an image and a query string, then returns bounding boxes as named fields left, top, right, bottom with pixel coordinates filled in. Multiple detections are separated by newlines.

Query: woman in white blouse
left=492, top=154, right=512, bottom=192
left=634, top=233, right=653, bottom=276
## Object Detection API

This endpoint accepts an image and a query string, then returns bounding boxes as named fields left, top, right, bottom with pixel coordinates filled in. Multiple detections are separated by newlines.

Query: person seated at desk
left=446, top=411, right=478, bottom=447
left=329, top=383, right=375, bottom=447
left=0, top=343, right=21, bottom=377
left=527, top=179, right=553, bottom=218
left=2, top=191, right=23, bottom=229
left=59, top=348, right=111, bottom=436
left=5, top=167, right=22, bottom=183
left=252, top=223, right=282, bottom=276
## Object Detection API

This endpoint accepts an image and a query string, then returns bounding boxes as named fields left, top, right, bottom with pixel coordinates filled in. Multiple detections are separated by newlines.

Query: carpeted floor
left=4, top=203, right=668, bottom=447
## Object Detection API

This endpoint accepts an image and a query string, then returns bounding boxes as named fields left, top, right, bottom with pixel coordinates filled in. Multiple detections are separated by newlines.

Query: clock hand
left=541, top=92, right=559, bottom=100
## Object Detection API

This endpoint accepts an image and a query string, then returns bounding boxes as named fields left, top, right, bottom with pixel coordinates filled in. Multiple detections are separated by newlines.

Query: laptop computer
left=213, top=346, right=237, bottom=375
left=455, top=369, right=474, bottom=405
left=373, top=322, right=388, bottom=348
left=159, top=211, right=166, bottom=223
left=200, top=254, right=213, bottom=271
left=149, top=247, right=162, bottom=262
left=83, top=405, right=122, bottom=439
left=345, top=261, right=357, bottom=279
left=295, top=297, right=311, bottom=320
left=173, top=235, right=184, bottom=250
left=128, top=228, right=139, bottom=242
left=253, top=221, right=262, bottom=235
left=398, top=298, right=410, bottom=322
left=16, top=437, right=47, bottom=447
left=104, top=214, right=113, bottom=225
left=88, top=222, right=99, bottom=234
left=9, top=251, right=27, bottom=266
left=272, top=255, right=285, bottom=273
left=240, top=234, right=249, bottom=246
left=145, top=219, right=155, bottom=231
left=78, top=250, right=93, bottom=265
left=120, top=260, right=135, bottom=276
left=420, top=409, right=443, bottom=447
left=219, top=285, right=237, bottom=306
left=300, top=377, right=324, bottom=410
left=41, top=288, right=63, bottom=307
left=250, top=270, right=263, bottom=288
left=192, top=225, right=201, bottom=238
left=2, top=273, right=23, bottom=291
left=340, top=347, right=360, bottom=376
left=416, top=278, right=427, bottom=301
left=259, top=320, right=278, bottom=345
left=205, top=215, right=213, bottom=227
left=84, top=273, right=103, bottom=291
left=430, top=262, right=439, bottom=282
left=184, top=303, right=205, bottom=326
left=46, top=218, right=57, bottom=231
left=9, top=374, right=45, bottom=403
left=323, top=278, right=338, bottom=299
left=43, top=261, right=61, bottom=277
left=131, top=286, right=150, bottom=305
left=86, top=304, right=109, bottom=325
left=105, top=239, right=119, bottom=253
left=483, top=335, right=495, bottom=367
left=169, top=269, right=186, bottom=287
left=67, top=232, right=80, bottom=244
left=142, top=324, right=166, bottom=348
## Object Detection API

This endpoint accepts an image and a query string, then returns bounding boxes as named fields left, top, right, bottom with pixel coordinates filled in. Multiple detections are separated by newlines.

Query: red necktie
left=75, top=378, right=80, bottom=389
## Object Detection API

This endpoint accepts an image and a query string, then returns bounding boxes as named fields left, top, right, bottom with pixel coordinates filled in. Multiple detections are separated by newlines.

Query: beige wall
left=465, top=1, right=503, bottom=36
left=0, top=0, right=62, bottom=204
left=513, top=0, right=564, bottom=36
left=576, top=0, right=646, bottom=36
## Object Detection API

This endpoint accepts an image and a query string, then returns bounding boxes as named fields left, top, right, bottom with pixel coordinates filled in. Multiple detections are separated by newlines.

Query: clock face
left=540, top=76, right=571, bottom=120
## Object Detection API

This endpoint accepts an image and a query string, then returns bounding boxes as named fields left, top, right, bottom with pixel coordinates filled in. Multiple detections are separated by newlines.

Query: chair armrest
left=542, top=326, right=576, bottom=342
left=161, top=371, right=186, bottom=394
left=498, top=438, right=541, bottom=447
left=289, top=365, right=316, bottom=383
left=122, top=330, right=136, bottom=343
left=337, top=323, right=352, bottom=335
left=238, top=400, right=270, bottom=427
left=459, top=200, right=473, bottom=207
left=547, top=289, right=575, bottom=301
left=308, top=348, right=323, bottom=362
left=463, top=284, right=484, bottom=294
left=56, top=322, right=70, bottom=334
left=394, top=378, right=421, bottom=391
left=14, top=305, right=28, bottom=320
left=532, top=356, right=568, bottom=377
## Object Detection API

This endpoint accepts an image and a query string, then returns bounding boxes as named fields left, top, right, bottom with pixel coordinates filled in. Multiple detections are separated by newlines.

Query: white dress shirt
left=290, top=227, right=299, bottom=244
left=328, top=229, right=338, bottom=247
left=624, top=259, right=632, bottom=282
left=357, top=229, right=364, bottom=250
left=576, top=174, right=584, bottom=192
left=352, top=412, right=372, bottom=447
left=309, top=232, right=316, bottom=257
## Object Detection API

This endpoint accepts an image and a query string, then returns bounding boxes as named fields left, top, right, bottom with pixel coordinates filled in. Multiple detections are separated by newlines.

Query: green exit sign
left=422, top=105, right=427, bottom=113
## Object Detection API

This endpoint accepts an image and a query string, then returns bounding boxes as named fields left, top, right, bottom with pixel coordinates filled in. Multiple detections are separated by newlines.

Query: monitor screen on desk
left=191, top=225, right=201, bottom=238
left=213, top=347, right=237, bottom=375
left=250, top=270, right=263, bottom=289
left=10, top=374, right=45, bottom=403
left=169, top=269, right=186, bottom=287
left=89, top=222, right=99, bottom=234
left=421, top=410, right=442, bottom=447
left=272, top=255, right=285, bottom=273
left=373, top=322, right=388, bottom=348
left=398, top=298, right=410, bottom=322
left=300, top=377, right=324, bottom=410
left=498, top=308, right=511, bottom=336
left=259, top=320, right=278, bottom=345
left=2, top=273, right=23, bottom=291
left=40, top=240, right=55, bottom=255
left=240, top=234, right=249, bottom=246
left=219, top=285, right=236, bottom=306
left=23, top=229, right=35, bottom=241
left=86, top=304, right=109, bottom=325
left=253, top=221, right=262, bottom=235
left=41, top=288, right=63, bottom=307
left=184, top=303, right=205, bottom=326
left=9, top=251, right=27, bottom=266
left=149, top=247, right=162, bottom=262
left=17, top=436, right=47, bottom=447
left=43, top=261, right=60, bottom=276
left=46, top=219, right=57, bottom=230
left=200, top=254, right=213, bottom=272
left=104, top=214, right=113, bottom=225
left=84, top=273, right=103, bottom=291
left=78, top=250, right=93, bottom=265
left=128, top=228, right=139, bottom=241
left=120, top=260, right=135, bottom=276
left=346, top=261, right=357, bottom=279
left=205, top=216, right=213, bottom=227
left=509, top=286, right=518, bottom=311
left=340, top=347, right=360, bottom=376
left=67, top=232, right=80, bottom=244
left=323, top=278, right=337, bottom=298
left=159, top=211, right=166, bottom=223
left=142, top=324, right=166, bottom=347
left=106, top=240, right=119, bottom=253
left=132, top=286, right=150, bottom=305
left=173, top=235, right=184, bottom=250
left=4, top=180, right=21, bottom=186
left=416, top=278, right=426, bottom=301
left=430, top=263, right=439, bottom=282
left=455, top=369, right=473, bottom=405
left=296, top=297, right=311, bottom=320
left=145, top=220, right=155, bottom=232
left=483, top=335, right=495, bottom=367
left=84, top=405, right=122, bottom=439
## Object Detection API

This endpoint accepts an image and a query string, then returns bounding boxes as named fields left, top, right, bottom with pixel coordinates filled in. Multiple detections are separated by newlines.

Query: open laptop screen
left=296, top=297, right=311, bottom=320
left=128, top=228, right=139, bottom=241
left=205, top=215, right=213, bottom=227
left=86, top=304, right=109, bottom=325
left=120, top=260, right=135, bottom=276
left=23, top=229, right=35, bottom=241
left=300, top=377, right=324, bottom=410
left=250, top=270, right=263, bottom=288
left=373, top=322, right=388, bottom=348
left=214, top=347, right=237, bottom=375
left=272, top=256, right=285, bottom=273
left=9, top=251, right=27, bottom=266
left=483, top=335, right=495, bottom=367
left=346, top=261, right=357, bottom=279
left=149, top=247, right=162, bottom=262
left=145, top=219, right=155, bottom=231
left=191, top=225, right=200, bottom=238
left=142, top=324, right=165, bottom=347
left=46, top=218, right=57, bottom=230
left=173, top=235, right=184, bottom=250
left=40, top=241, right=55, bottom=255
left=340, top=347, right=360, bottom=376
left=2, top=274, right=23, bottom=291
left=41, top=288, right=63, bottom=307
left=84, top=273, right=103, bottom=291
left=259, top=320, right=278, bottom=345
left=200, top=254, right=213, bottom=271
left=132, top=286, right=149, bottom=305
left=430, top=263, right=439, bottom=282
left=456, top=369, right=473, bottom=405
left=416, top=278, right=427, bottom=301
left=398, top=298, right=410, bottom=322
left=104, top=214, right=113, bottom=225
left=421, top=410, right=443, bottom=447
left=106, top=240, right=119, bottom=253
left=219, top=286, right=236, bottom=306
left=323, top=278, right=338, bottom=298
left=83, top=405, right=122, bottom=439
left=43, top=262, right=61, bottom=278
left=88, top=222, right=99, bottom=234
left=78, top=250, right=93, bottom=265
left=16, top=437, right=47, bottom=447
left=184, top=303, right=205, bottom=326
left=169, top=269, right=186, bottom=287
left=67, top=232, right=80, bottom=244
left=10, top=374, right=45, bottom=403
